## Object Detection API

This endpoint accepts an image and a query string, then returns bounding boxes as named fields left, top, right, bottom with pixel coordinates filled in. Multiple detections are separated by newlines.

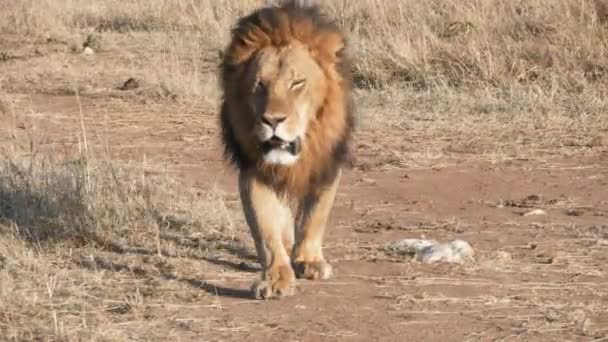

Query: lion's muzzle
left=261, top=136, right=301, bottom=156
left=259, top=136, right=302, bottom=166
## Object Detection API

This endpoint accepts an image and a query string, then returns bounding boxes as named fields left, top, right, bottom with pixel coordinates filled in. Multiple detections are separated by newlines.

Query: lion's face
left=245, top=42, right=327, bottom=166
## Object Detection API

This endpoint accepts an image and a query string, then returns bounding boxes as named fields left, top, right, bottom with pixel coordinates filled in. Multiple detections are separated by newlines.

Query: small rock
left=385, top=238, right=474, bottom=264
left=523, top=209, right=547, bottom=217
left=359, top=177, right=376, bottom=185
left=535, top=253, right=554, bottom=264
left=544, top=309, right=561, bottom=322
left=583, top=317, right=593, bottom=334
left=419, top=239, right=474, bottom=264
left=495, top=251, right=512, bottom=262
left=597, top=239, right=608, bottom=246
left=385, top=239, right=437, bottom=256
left=83, top=47, right=95, bottom=55
left=449, top=239, right=475, bottom=258
left=570, top=308, right=587, bottom=324
left=590, top=134, right=608, bottom=147
left=566, top=208, right=584, bottom=216
left=524, top=194, right=541, bottom=202
left=120, top=77, right=140, bottom=90
left=418, top=243, right=454, bottom=264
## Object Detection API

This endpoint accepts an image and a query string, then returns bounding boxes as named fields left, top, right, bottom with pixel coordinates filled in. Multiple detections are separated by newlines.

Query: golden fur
left=220, top=1, right=353, bottom=196
left=219, top=1, right=354, bottom=299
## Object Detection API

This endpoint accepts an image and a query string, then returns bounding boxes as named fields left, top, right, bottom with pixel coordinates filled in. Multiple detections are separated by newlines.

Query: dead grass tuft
left=0, top=149, right=234, bottom=246
left=0, top=145, right=243, bottom=339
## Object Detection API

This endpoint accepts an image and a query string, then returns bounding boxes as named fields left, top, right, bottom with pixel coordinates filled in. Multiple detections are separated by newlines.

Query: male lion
left=218, top=1, right=354, bottom=299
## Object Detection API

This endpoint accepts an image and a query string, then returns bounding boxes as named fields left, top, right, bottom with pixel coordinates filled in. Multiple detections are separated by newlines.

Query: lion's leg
left=283, top=218, right=295, bottom=260
left=239, top=171, right=295, bottom=299
left=293, top=169, right=341, bottom=280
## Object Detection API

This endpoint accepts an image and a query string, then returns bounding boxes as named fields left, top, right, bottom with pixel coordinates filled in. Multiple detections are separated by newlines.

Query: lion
left=218, top=1, right=354, bottom=299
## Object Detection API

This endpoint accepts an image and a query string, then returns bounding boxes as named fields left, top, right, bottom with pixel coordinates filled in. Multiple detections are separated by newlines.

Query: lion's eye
left=290, top=79, right=306, bottom=90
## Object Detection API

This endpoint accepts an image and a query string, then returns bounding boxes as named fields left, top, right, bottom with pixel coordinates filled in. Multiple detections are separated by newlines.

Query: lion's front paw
left=251, top=264, right=295, bottom=300
left=293, top=260, right=332, bottom=280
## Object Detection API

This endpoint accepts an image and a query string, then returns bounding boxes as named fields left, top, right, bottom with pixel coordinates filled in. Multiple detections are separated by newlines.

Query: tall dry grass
left=0, top=143, right=238, bottom=339
left=3, top=0, right=607, bottom=88
left=2, top=0, right=607, bottom=133
left=0, top=152, right=234, bottom=245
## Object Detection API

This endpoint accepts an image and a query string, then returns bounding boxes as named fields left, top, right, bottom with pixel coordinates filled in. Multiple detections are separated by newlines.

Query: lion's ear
left=314, top=31, right=345, bottom=62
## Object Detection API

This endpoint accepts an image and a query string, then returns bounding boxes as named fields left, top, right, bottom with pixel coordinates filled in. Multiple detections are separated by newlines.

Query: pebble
left=523, top=209, right=547, bottom=216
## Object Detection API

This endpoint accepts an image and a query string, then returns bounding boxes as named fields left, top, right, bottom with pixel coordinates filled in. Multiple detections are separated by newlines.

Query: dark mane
left=219, top=1, right=355, bottom=192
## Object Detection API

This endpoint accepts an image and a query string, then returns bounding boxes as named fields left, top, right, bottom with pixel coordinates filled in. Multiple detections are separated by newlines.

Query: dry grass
left=2, top=0, right=607, bottom=162
left=0, top=140, right=244, bottom=339
left=0, top=151, right=235, bottom=243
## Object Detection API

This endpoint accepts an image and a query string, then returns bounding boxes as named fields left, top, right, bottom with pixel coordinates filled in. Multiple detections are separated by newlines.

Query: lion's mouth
left=261, top=136, right=301, bottom=156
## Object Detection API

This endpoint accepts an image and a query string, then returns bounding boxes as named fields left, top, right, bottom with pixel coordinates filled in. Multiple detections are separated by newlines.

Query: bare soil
left=1, top=87, right=607, bottom=341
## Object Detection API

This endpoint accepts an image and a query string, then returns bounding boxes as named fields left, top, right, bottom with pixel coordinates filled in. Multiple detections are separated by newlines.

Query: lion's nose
left=262, top=115, right=286, bottom=130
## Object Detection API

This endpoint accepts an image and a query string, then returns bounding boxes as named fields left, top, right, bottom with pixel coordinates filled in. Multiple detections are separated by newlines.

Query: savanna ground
left=1, top=0, right=608, bottom=341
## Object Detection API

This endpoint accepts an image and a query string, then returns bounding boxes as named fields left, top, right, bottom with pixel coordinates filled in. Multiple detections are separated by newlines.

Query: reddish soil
left=3, top=93, right=608, bottom=341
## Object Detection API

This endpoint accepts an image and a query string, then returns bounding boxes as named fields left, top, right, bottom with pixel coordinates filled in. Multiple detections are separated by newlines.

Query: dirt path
left=192, top=163, right=608, bottom=341
left=2, top=93, right=608, bottom=341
